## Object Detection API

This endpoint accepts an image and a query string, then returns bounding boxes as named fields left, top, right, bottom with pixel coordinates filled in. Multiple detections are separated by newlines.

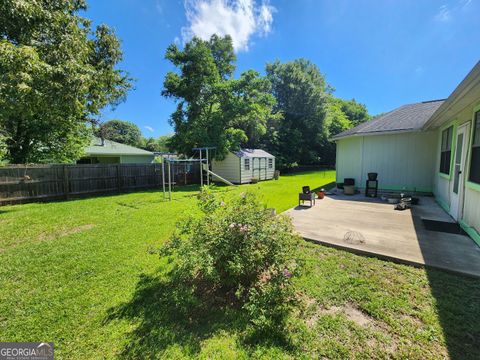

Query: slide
left=207, top=169, right=235, bottom=186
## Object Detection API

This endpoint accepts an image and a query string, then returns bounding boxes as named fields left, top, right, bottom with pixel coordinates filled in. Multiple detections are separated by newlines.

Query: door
left=449, top=124, right=469, bottom=220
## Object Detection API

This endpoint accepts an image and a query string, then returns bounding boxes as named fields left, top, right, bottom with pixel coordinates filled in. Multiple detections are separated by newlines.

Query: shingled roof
left=85, top=137, right=154, bottom=156
left=331, top=99, right=445, bottom=140
left=233, top=149, right=274, bottom=158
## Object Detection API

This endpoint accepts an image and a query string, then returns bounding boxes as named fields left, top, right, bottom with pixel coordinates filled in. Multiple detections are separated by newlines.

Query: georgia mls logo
left=0, top=342, right=54, bottom=360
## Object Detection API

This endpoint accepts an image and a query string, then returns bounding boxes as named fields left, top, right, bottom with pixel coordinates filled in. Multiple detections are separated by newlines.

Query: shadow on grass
left=104, top=270, right=293, bottom=359
left=422, top=268, right=480, bottom=359
left=411, top=215, right=480, bottom=359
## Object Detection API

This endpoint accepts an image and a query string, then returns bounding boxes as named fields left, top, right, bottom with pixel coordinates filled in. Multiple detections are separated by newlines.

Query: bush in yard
left=159, top=188, right=304, bottom=331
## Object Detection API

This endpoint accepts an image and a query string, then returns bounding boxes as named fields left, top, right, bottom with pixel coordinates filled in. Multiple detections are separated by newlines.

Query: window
left=469, top=111, right=480, bottom=184
left=439, top=126, right=453, bottom=175
left=244, top=158, right=250, bottom=170
left=268, top=158, right=273, bottom=169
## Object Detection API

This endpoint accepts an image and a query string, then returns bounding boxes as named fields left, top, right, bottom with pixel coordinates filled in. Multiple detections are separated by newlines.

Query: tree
left=137, top=134, right=173, bottom=152
left=321, top=100, right=353, bottom=165
left=155, top=135, right=172, bottom=152
left=99, top=120, right=142, bottom=147
left=0, top=0, right=131, bottom=163
left=332, top=98, right=370, bottom=127
left=162, top=35, right=276, bottom=159
left=266, top=59, right=330, bottom=167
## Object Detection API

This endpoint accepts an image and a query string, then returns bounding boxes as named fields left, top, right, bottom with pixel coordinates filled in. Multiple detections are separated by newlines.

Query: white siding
left=212, top=153, right=241, bottom=184
left=336, top=137, right=363, bottom=186
left=336, top=132, right=436, bottom=192
left=120, top=155, right=154, bottom=164
left=433, top=102, right=480, bottom=234
left=464, top=188, right=480, bottom=233
left=213, top=152, right=275, bottom=184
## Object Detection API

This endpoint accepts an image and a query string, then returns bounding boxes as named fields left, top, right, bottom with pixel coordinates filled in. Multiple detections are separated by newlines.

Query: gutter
left=330, top=128, right=423, bottom=141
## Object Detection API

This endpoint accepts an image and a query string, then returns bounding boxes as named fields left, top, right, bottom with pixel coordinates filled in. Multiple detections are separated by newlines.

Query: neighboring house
left=77, top=137, right=155, bottom=164
left=212, top=149, right=275, bottom=184
left=332, top=61, right=480, bottom=245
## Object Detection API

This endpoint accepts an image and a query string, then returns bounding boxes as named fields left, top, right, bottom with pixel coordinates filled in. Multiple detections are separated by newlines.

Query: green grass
left=0, top=170, right=479, bottom=359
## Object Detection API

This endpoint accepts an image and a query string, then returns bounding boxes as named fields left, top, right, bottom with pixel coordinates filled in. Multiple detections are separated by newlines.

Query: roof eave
left=424, top=61, right=480, bottom=130
left=330, top=128, right=424, bottom=141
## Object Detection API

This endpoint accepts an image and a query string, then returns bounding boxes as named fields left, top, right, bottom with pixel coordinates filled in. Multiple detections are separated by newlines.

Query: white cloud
left=144, top=126, right=155, bottom=133
left=435, top=5, right=452, bottom=22
left=181, top=0, right=275, bottom=52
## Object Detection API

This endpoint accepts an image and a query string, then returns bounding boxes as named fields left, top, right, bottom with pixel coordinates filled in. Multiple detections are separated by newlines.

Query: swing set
left=159, top=147, right=234, bottom=201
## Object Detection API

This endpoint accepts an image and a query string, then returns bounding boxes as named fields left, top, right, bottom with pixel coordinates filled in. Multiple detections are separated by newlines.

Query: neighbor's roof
left=233, top=149, right=274, bottom=158
left=331, top=99, right=445, bottom=140
left=85, top=137, right=154, bottom=156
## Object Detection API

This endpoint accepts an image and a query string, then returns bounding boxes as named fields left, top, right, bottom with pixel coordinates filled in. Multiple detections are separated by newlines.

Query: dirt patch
left=343, top=303, right=373, bottom=327
left=39, top=224, right=95, bottom=241
left=307, top=302, right=374, bottom=329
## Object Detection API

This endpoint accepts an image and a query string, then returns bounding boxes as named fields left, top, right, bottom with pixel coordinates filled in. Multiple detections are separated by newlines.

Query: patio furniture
left=365, top=178, right=378, bottom=197
left=299, top=186, right=316, bottom=207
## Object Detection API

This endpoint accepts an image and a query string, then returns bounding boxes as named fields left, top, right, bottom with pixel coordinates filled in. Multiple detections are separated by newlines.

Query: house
left=77, top=137, right=155, bottom=164
left=211, top=149, right=275, bottom=184
left=332, top=61, right=480, bottom=246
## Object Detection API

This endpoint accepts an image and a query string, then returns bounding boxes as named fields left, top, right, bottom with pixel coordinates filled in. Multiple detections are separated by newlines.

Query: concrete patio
left=286, top=194, right=480, bottom=278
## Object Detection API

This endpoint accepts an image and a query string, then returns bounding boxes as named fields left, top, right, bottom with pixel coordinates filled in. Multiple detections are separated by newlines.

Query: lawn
left=0, top=170, right=479, bottom=359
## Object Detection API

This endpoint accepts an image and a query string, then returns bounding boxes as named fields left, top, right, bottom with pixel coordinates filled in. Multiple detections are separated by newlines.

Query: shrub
left=159, top=188, right=304, bottom=331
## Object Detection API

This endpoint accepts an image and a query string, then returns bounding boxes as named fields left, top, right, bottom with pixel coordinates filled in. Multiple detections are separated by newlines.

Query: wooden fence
left=0, top=163, right=200, bottom=205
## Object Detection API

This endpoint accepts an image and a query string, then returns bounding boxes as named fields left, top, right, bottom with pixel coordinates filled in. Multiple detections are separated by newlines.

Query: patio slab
left=285, top=194, right=480, bottom=278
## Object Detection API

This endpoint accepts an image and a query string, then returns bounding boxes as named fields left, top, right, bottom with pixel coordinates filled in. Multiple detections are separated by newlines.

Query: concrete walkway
left=285, top=194, right=480, bottom=278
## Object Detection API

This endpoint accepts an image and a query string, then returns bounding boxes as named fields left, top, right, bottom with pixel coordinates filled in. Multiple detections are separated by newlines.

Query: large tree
left=266, top=59, right=330, bottom=167
left=332, top=98, right=370, bottom=127
left=99, top=120, right=142, bottom=147
left=139, top=135, right=172, bottom=152
left=162, top=35, right=276, bottom=158
left=0, top=0, right=131, bottom=163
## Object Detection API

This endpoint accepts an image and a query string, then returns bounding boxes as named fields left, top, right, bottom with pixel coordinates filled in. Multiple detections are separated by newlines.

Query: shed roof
left=85, top=137, right=154, bottom=156
left=233, top=149, right=274, bottom=158
left=331, top=99, right=445, bottom=140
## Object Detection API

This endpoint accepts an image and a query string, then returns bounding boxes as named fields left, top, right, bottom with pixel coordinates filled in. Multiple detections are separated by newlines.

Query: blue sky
left=86, top=0, right=480, bottom=137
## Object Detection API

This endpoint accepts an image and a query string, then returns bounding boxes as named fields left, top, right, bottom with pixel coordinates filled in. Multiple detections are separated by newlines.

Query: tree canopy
left=139, top=135, right=172, bottom=152
left=262, top=59, right=371, bottom=167
left=0, top=0, right=131, bottom=163
left=265, top=59, right=330, bottom=166
left=99, top=120, right=142, bottom=147
left=331, top=98, right=371, bottom=127
left=162, top=35, right=277, bottom=159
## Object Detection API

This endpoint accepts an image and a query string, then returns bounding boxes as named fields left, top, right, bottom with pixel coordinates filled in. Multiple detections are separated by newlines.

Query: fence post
left=63, top=165, right=69, bottom=200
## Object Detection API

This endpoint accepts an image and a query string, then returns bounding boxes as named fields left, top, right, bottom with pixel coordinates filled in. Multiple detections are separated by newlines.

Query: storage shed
left=211, top=149, right=275, bottom=184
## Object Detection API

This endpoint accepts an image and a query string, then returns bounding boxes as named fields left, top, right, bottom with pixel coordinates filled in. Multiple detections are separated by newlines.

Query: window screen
left=440, top=126, right=453, bottom=175
left=469, top=112, right=480, bottom=184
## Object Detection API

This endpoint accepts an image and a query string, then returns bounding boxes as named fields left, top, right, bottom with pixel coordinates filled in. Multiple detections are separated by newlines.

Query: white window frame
left=244, top=158, right=250, bottom=171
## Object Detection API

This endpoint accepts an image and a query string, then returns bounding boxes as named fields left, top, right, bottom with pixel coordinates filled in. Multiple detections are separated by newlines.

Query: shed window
left=268, top=158, right=273, bottom=169
left=244, top=158, right=250, bottom=170
left=469, top=111, right=480, bottom=184
left=439, top=126, right=453, bottom=175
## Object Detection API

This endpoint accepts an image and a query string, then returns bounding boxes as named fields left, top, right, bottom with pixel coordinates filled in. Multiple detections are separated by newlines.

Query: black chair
left=365, top=173, right=378, bottom=197
left=299, top=186, right=316, bottom=207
